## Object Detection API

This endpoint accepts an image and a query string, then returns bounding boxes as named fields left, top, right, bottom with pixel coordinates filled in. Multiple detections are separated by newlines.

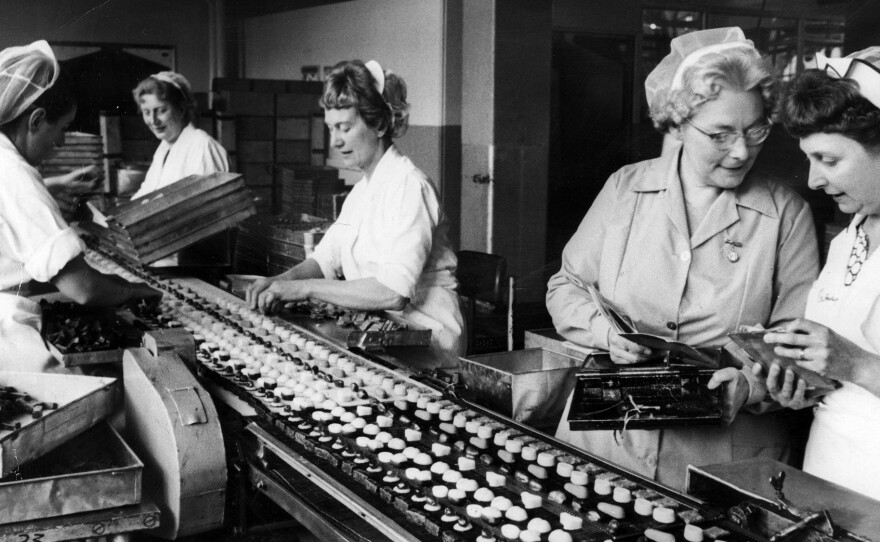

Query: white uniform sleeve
left=862, top=296, right=880, bottom=354
left=198, top=135, right=229, bottom=174
left=0, top=164, right=84, bottom=283
left=545, top=174, right=618, bottom=350
left=373, top=173, right=438, bottom=300
left=309, top=222, right=343, bottom=280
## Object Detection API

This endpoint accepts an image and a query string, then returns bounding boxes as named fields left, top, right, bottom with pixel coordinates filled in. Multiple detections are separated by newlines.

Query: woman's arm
left=248, top=258, right=406, bottom=313
left=255, top=276, right=406, bottom=314
left=51, top=255, right=161, bottom=306
left=246, top=259, right=324, bottom=309
left=765, top=319, right=880, bottom=399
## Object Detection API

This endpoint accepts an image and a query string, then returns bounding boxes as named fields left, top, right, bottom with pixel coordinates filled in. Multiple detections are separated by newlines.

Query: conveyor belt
left=83, top=248, right=834, bottom=542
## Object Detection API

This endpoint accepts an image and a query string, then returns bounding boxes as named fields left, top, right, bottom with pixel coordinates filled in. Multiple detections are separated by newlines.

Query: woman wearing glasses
left=547, top=27, right=819, bottom=490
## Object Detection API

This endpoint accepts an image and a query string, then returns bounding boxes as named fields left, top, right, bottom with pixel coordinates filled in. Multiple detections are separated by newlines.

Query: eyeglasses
left=683, top=118, right=773, bottom=150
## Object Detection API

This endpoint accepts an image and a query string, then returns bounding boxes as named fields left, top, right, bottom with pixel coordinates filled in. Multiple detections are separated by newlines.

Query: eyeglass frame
left=682, top=117, right=773, bottom=150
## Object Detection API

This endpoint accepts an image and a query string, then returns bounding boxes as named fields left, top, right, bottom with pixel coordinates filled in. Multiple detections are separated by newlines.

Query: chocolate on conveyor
left=548, top=530, right=573, bottom=542
left=86, top=253, right=726, bottom=542
left=500, top=524, right=520, bottom=541
left=558, top=511, right=582, bottom=531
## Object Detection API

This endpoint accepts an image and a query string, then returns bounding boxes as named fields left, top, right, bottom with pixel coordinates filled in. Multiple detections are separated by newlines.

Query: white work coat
left=132, top=124, right=228, bottom=199
left=0, top=133, right=85, bottom=371
left=548, top=142, right=820, bottom=490
left=310, top=146, right=464, bottom=367
left=802, top=215, right=880, bottom=500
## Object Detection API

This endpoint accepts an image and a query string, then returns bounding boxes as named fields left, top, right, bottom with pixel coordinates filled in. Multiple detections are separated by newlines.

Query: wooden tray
left=0, top=372, right=118, bottom=477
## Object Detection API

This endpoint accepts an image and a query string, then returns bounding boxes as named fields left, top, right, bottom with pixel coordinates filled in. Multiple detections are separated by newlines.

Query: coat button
left=666, top=321, right=677, bottom=330
left=680, top=252, right=691, bottom=262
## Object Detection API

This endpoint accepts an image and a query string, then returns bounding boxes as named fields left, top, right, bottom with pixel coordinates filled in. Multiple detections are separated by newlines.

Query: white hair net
left=817, top=46, right=880, bottom=110
left=152, top=71, right=194, bottom=105
left=0, top=40, right=59, bottom=126
left=644, top=27, right=754, bottom=113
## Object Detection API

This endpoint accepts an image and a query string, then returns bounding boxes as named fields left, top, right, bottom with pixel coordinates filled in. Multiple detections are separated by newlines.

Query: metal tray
left=0, top=421, right=142, bottom=524
left=459, top=347, right=582, bottom=428
left=0, top=371, right=118, bottom=477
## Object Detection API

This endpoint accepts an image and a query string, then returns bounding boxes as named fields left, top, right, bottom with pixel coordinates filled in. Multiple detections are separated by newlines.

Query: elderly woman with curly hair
left=247, top=60, right=464, bottom=368
left=547, top=28, right=820, bottom=489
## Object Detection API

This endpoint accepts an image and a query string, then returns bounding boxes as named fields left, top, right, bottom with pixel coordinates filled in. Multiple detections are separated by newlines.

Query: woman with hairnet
left=759, top=47, right=880, bottom=500
left=547, top=28, right=820, bottom=490
left=130, top=71, right=228, bottom=199
left=0, top=40, right=160, bottom=372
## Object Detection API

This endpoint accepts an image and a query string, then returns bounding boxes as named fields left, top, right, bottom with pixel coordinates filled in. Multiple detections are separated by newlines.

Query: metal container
left=0, top=371, right=118, bottom=477
left=0, top=422, right=143, bottom=524
left=458, top=348, right=583, bottom=430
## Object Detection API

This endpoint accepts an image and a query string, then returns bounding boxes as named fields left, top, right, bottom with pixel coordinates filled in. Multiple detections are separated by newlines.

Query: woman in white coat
left=0, top=41, right=160, bottom=372
left=247, top=60, right=464, bottom=368
left=130, top=71, right=228, bottom=199
left=763, top=47, right=880, bottom=501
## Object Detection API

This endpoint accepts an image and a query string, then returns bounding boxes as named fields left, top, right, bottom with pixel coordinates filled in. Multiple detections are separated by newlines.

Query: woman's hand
left=608, top=332, right=652, bottom=364
left=762, top=363, right=814, bottom=410
left=253, top=280, right=310, bottom=314
left=246, top=276, right=277, bottom=310
left=707, top=368, right=750, bottom=424
left=45, top=165, right=104, bottom=193
left=64, top=165, right=104, bottom=192
left=763, top=318, right=861, bottom=383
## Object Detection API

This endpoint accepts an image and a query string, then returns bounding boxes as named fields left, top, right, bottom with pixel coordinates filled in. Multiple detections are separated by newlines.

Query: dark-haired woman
left=131, top=71, right=228, bottom=199
left=0, top=41, right=160, bottom=372
left=247, top=60, right=464, bottom=367
left=762, top=48, right=880, bottom=500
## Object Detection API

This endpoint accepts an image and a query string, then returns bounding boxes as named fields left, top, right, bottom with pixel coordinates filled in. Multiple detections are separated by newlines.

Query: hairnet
left=153, top=71, right=194, bottom=105
left=0, top=40, right=59, bottom=126
left=364, top=60, right=385, bottom=95
left=645, top=27, right=754, bottom=111
left=816, top=46, right=880, bottom=110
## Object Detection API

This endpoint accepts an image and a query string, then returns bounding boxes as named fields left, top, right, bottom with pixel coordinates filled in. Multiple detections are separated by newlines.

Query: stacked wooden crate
left=83, top=172, right=255, bottom=265
left=233, top=214, right=330, bottom=276
left=39, top=131, right=104, bottom=179
left=276, top=165, right=345, bottom=219
left=213, top=78, right=327, bottom=215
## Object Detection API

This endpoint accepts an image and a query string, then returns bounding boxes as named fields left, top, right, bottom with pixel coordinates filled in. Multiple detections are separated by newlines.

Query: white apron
left=802, top=216, right=880, bottom=501
left=0, top=294, right=57, bottom=372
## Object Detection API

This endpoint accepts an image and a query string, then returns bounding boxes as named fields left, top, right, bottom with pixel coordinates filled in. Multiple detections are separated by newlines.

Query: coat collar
left=630, top=140, right=778, bottom=219
left=361, top=144, right=402, bottom=187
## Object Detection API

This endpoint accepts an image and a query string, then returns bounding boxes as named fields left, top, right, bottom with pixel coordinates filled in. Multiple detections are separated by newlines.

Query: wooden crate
left=276, top=165, right=343, bottom=219
left=86, top=172, right=256, bottom=265
left=213, top=78, right=328, bottom=212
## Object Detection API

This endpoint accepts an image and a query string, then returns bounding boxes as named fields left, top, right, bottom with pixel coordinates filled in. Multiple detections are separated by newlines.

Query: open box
left=458, top=348, right=583, bottom=430
left=0, top=421, right=142, bottom=524
left=0, top=371, right=117, bottom=477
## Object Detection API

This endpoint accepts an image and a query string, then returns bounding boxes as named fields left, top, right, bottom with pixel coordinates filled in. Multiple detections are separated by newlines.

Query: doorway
left=547, top=32, right=641, bottom=262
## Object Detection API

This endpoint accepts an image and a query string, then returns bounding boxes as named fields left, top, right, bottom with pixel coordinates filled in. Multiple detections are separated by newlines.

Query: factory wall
left=240, top=0, right=462, bottom=245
